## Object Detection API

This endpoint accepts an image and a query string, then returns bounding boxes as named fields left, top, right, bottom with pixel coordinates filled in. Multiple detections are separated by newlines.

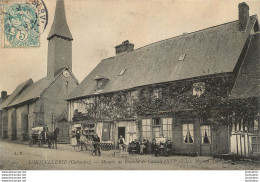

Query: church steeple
left=47, top=0, right=73, bottom=77
left=47, top=0, right=73, bottom=40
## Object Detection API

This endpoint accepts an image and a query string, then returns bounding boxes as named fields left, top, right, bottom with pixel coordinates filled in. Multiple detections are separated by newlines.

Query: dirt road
left=0, top=141, right=259, bottom=170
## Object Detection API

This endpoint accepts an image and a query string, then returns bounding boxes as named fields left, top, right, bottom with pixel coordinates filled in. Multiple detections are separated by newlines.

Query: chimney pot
left=115, top=40, right=134, bottom=55
left=1, top=91, right=7, bottom=99
left=238, top=2, right=250, bottom=31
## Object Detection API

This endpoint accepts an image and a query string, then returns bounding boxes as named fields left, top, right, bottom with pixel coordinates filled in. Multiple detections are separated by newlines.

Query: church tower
left=47, top=0, right=73, bottom=77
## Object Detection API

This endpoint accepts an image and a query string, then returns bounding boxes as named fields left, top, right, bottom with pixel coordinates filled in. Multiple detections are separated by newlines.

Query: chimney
left=1, top=91, right=7, bottom=100
left=115, top=40, right=134, bottom=55
left=238, top=2, right=249, bottom=31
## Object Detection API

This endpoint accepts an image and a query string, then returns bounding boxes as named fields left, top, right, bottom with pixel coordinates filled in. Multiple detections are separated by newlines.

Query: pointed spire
left=47, top=0, right=73, bottom=40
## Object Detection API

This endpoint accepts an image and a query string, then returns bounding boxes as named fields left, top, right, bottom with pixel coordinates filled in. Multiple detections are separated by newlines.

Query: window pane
left=163, top=125, right=167, bottom=130
left=252, top=144, right=257, bottom=152
left=182, top=130, right=187, bottom=137
left=143, top=126, right=147, bottom=131
left=168, top=125, right=172, bottom=130
left=257, top=137, right=260, bottom=145
left=162, top=119, right=167, bottom=125
left=183, top=124, right=187, bottom=131
left=190, top=129, right=194, bottom=138
left=147, top=126, right=150, bottom=131
left=189, top=124, right=194, bottom=131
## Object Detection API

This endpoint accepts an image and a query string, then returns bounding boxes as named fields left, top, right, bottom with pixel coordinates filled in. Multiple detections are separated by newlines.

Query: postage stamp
left=1, top=0, right=47, bottom=48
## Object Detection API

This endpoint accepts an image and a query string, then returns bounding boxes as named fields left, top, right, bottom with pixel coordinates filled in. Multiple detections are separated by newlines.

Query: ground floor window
left=182, top=123, right=194, bottom=144
left=200, top=125, right=211, bottom=144
left=162, top=118, right=172, bottom=140
left=142, top=119, right=151, bottom=139
left=252, top=136, right=260, bottom=152
left=142, top=118, right=173, bottom=141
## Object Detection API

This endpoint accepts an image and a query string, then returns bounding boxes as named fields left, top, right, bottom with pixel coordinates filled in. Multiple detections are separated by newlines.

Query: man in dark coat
left=93, top=133, right=101, bottom=156
left=151, top=139, right=159, bottom=157
left=76, top=130, right=80, bottom=145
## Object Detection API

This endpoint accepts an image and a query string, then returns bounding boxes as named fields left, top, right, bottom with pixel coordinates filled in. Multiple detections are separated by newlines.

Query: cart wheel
left=74, top=145, right=81, bottom=152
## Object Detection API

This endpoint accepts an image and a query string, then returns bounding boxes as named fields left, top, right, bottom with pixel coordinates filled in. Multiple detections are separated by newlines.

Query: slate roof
left=47, top=0, right=73, bottom=40
left=9, top=77, right=54, bottom=107
left=229, top=33, right=260, bottom=100
left=68, top=15, right=258, bottom=100
left=1, top=79, right=33, bottom=109
left=2, top=68, right=78, bottom=109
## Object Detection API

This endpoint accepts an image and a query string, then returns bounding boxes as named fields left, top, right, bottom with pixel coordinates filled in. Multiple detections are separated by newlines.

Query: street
left=0, top=141, right=259, bottom=170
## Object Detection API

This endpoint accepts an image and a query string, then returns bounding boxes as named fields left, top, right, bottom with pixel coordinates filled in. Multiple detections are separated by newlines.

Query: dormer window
left=97, top=80, right=103, bottom=90
left=94, top=75, right=109, bottom=90
left=178, top=54, right=186, bottom=61
left=119, top=69, right=126, bottom=76
left=192, top=82, right=205, bottom=97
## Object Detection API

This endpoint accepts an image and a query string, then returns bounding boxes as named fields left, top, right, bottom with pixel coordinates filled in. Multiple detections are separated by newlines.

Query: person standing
left=140, top=139, right=147, bottom=155
left=158, top=134, right=166, bottom=156
left=151, top=139, right=159, bottom=157
left=118, top=135, right=125, bottom=152
left=76, top=130, right=80, bottom=145
left=93, top=133, right=101, bottom=156
left=80, top=132, right=87, bottom=151
left=158, top=134, right=166, bottom=146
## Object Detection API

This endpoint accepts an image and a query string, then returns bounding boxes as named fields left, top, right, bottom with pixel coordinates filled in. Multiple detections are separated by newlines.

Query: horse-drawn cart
left=29, top=127, right=51, bottom=148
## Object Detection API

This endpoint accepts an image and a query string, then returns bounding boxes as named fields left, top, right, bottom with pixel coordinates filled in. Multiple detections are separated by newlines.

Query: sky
left=0, top=0, right=260, bottom=94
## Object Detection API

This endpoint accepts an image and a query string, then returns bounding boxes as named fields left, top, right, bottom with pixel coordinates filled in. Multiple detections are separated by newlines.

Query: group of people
left=124, top=134, right=174, bottom=157
left=73, top=131, right=101, bottom=156
left=73, top=132, right=173, bottom=157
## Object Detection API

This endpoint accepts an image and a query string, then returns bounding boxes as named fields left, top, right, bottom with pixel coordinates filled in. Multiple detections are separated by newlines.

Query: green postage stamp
left=1, top=1, right=43, bottom=48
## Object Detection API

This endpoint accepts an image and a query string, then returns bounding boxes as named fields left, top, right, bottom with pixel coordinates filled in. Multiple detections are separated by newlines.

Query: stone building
left=0, top=91, right=9, bottom=138
left=67, top=2, right=259, bottom=156
left=1, top=0, right=78, bottom=143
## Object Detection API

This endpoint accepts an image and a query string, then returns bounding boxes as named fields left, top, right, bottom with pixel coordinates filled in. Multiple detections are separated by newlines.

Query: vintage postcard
left=0, top=0, right=260, bottom=172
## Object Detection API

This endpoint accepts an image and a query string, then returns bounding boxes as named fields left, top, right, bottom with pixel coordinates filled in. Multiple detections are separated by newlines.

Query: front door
left=200, top=125, right=212, bottom=156
left=118, top=127, right=125, bottom=140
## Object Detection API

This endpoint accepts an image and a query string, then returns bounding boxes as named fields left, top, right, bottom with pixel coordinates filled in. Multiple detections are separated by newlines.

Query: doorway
left=118, top=127, right=125, bottom=139
left=200, top=125, right=212, bottom=156
left=11, top=110, right=17, bottom=140
left=57, top=120, right=70, bottom=143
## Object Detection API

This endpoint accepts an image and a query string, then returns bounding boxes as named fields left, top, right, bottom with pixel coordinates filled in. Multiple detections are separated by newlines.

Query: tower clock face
left=63, top=70, right=70, bottom=78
